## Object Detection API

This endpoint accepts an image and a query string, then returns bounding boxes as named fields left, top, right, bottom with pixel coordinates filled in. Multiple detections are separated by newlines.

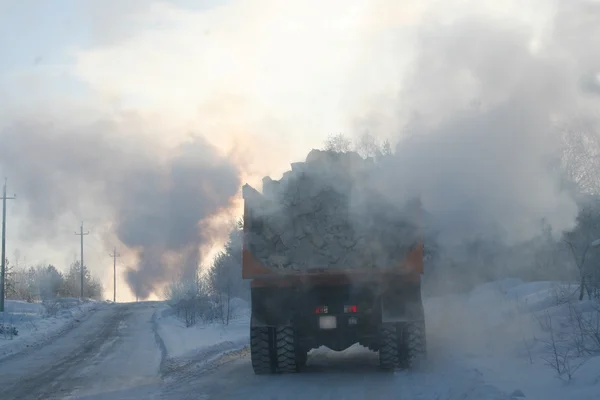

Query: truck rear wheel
left=379, top=322, right=426, bottom=370
left=378, top=324, right=400, bottom=370
left=275, top=326, right=298, bottom=373
left=404, top=321, right=426, bottom=369
left=251, top=326, right=275, bottom=374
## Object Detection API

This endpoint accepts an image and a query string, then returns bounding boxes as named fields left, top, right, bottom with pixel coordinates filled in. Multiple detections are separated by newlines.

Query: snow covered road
left=160, top=342, right=513, bottom=400
left=0, top=302, right=163, bottom=400
left=0, top=301, right=512, bottom=400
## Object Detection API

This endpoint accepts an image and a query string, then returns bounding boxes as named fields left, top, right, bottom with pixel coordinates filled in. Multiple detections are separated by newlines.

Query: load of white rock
left=243, top=149, right=420, bottom=272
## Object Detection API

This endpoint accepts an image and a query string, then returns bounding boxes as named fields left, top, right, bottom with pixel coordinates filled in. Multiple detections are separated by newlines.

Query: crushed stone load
left=243, top=149, right=420, bottom=272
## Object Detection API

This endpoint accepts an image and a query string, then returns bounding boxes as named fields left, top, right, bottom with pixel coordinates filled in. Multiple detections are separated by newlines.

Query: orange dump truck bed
left=241, top=193, right=424, bottom=282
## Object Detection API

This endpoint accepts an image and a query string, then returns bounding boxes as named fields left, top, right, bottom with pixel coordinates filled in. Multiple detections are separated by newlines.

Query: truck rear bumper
left=296, top=312, right=380, bottom=351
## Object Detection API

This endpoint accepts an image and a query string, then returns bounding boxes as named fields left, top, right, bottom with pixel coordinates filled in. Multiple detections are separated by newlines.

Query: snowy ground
left=426, top=279, right=600, bottom=400
left=155, top=299, right=250, bottom=360
left=0, top=298, right=101, bottom=360
left=0, top=281, right=598, bottom=399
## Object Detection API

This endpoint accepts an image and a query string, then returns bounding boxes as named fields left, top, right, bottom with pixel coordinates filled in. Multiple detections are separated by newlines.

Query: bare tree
left=536, top=311, right=588, bottom=381
left=354, top=132, right=379, bottom=158
left=567, top=301, right=600, bottom=356
left=565, top=238, right=592, bottom=301
left=564, top=200, right=600, bottom=300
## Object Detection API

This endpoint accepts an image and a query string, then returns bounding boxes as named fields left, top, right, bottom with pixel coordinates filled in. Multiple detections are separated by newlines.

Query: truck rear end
left=243, top=187, right=427, bottom=374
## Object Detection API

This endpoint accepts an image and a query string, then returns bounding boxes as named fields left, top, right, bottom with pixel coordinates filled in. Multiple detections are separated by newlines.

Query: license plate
left=319, top=316, right=337, bottom=329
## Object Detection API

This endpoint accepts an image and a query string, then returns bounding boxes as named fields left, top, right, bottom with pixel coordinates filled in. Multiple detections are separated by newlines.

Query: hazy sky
left=0, top=0, right=596, bottom=300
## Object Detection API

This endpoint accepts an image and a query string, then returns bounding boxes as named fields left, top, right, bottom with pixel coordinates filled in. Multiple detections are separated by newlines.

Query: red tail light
left=315, top=305, right=328, bottom=314
left=344, top=305, right=358, bottom=313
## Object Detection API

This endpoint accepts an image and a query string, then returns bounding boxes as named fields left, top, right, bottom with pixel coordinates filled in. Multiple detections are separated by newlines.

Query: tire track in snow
left=0, top=305, right=127, bottom=399
left=0, top=303, right=103, bottom=362
left=160, top=344, right=515, bottom=399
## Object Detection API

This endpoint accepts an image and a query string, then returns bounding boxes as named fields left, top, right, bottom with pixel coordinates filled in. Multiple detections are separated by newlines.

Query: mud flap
left=251, top=286, right=294, bottom=327
left=380, top=282, right=424, bottom=323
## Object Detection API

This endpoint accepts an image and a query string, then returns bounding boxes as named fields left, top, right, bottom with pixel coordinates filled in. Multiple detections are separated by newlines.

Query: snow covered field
left=0, top=298, right=101, bottom=360
left=426, top=279, right=600, bottom=400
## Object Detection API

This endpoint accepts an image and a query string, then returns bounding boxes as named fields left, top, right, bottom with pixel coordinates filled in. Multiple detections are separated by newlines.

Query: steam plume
left=0, top=115, right=240, bottom=298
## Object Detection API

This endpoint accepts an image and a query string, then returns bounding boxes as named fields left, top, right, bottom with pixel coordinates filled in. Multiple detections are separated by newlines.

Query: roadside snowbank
left=0, top=299, right=101, bottom=360
left=155, top=298, right=250, bottom=361
left=426, top=279, right=600, bottom=400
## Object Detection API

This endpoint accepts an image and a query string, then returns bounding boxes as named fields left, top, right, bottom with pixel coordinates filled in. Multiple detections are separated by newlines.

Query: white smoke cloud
left=1, top=0, right=599, bottom=298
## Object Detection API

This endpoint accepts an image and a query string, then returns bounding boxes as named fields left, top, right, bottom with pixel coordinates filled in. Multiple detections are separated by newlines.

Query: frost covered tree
left=3, top=258, right=16, bottom=299
left=166, top=220, right=249, bottom=326
left=4, top=258, right=103, bottom=302
left=61, top=261, right=103, bottom=300
left=207, top=220, right=248, bottom=323
left=35, top=265, right=64, bottom=300
left=561, top=122, right=600, bottom=195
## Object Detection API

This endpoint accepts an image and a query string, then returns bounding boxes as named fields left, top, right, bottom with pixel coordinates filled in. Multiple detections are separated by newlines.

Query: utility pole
left=75, top=222, right=89, bottom=299
left=0, top=178, right=16, bottom=313
left=109, top=247, right=120, bottom=303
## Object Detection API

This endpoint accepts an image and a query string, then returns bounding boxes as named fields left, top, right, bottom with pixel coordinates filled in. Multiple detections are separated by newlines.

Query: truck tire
left=404, top=321, right=427, bottom=369
left=378, top=324, right=400, bottom=370
left=251, top=326, right=275, bottom=374
left=275, top=326, right=298, bottom=373
left=378, top=322, right=427, bottom=370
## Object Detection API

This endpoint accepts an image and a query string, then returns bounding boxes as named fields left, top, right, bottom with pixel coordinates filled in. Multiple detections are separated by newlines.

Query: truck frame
left=243, top=196, right=427, bottom=374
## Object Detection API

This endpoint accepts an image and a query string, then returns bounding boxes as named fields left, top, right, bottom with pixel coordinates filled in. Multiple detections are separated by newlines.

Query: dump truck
left=242, top=180, right=427, bottom=374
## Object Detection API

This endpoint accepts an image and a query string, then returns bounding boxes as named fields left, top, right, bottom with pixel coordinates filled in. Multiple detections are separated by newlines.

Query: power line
left=75, top=222, right=89, bottom=299
left=0, top=178, right=16, bottom=313
left=109, top=247, right=120, bottom=303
